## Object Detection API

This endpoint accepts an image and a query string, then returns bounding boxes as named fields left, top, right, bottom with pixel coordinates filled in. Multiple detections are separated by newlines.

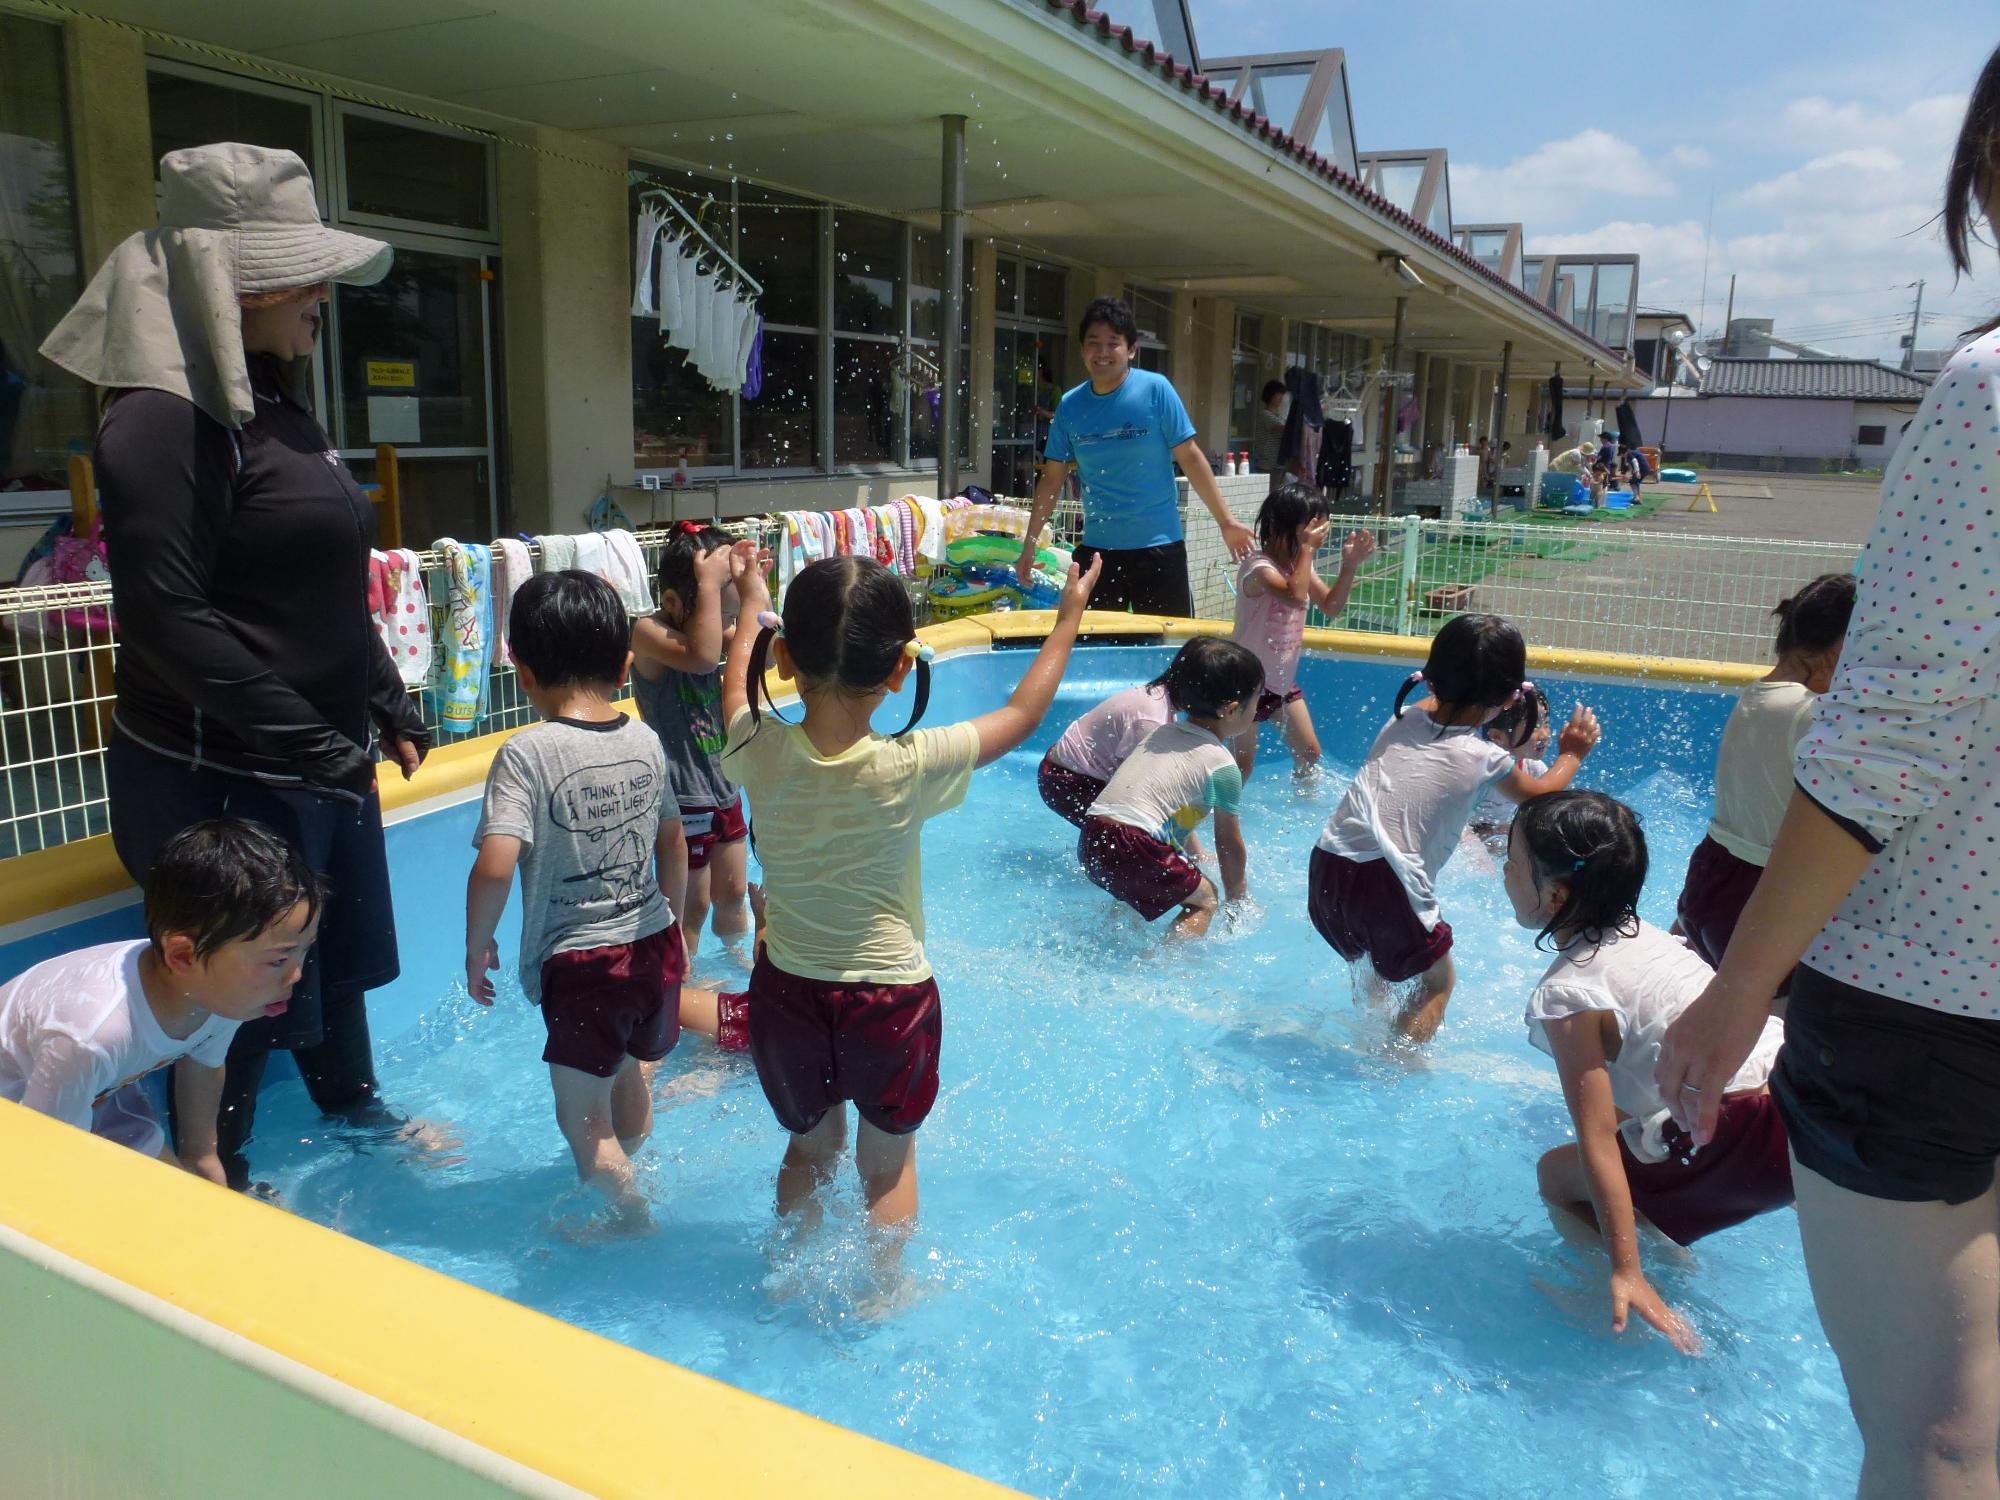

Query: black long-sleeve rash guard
left=94, top=360, right=429, bottom=799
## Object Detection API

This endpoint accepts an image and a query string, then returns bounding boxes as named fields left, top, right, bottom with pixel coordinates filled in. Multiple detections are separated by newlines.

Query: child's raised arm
left=1500, top=704, right=1600, bottom=801
left=1543, top=1011, right=1700, bottom=1355
left=720, top=556, right=775, bottom=727
left=1307, top=528, right=1376, bottom=621
left=632, top=544, right=738, bottom=676
left=465, top=835, right=522, bottom=1006
left=968, top=555, right=1102, bottom=768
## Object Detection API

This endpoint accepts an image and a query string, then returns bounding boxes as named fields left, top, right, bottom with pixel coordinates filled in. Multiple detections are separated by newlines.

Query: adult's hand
left=1219, top=515, right=1254, bottom=561
left=1654, top=976, right=1775, bottom=1146
left=383, top=732, right=426, bottom=781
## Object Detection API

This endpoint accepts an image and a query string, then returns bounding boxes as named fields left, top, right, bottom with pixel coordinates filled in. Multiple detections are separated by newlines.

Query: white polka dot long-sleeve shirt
left=1796, top=335, right=2000, bottom=1015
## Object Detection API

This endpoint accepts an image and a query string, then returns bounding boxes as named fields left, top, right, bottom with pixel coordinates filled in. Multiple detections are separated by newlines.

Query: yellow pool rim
left=0, top=615, right=1760, bottom=937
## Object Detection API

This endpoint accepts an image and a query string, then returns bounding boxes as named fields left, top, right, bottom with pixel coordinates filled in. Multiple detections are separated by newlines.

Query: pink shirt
left=1050, top=684, right=1175, bottom=782
left=1230, top=550, right=1305, bottom=696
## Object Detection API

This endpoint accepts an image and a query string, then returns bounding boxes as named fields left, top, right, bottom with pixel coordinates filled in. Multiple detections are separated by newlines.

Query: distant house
left=1628, top=357, right=1930, bottom=471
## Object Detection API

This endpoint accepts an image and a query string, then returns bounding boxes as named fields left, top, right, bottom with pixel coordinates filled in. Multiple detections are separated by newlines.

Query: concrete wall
left=495, top=126, right=631, bottom=535
left=1853, top=400, right=1922, bottom=467
left=1627, top=395, right=1857, bottom=463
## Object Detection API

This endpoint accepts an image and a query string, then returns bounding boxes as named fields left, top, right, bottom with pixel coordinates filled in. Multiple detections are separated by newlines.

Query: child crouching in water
left=0, top=818, right=319, bottom=1182
left=1227, top=481, right=1376, bottom=779
left=466, top=571, right=689, bottom=1230
left=1311, top=615, right=1599, bottom=1042
left=1506, top=790, right=1791, bottom=1353
left=718, top=551, right=1101, bottom=1236
left=631, top=523, right=758, bottom=961
left=1079, top=637, right=1263, bottom=938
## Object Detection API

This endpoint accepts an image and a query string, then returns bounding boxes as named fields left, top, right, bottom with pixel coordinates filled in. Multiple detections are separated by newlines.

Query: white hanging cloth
left=631, top=203, right=665, bottom=318
left=656, top=232, right=684, bottom=341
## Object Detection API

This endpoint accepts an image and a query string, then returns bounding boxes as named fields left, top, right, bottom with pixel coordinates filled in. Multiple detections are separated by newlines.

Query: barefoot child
left=1310, top=615, right=1600, bottom=1042
left=1674, top=573, right=1854, bottom=977
left=631, top=523, right=757, bottom=960
left=1227, top=481, right=1376, bottom=778
left=0, top=818, right=319, bottom=1183
left=466, top=571, right=689, bottom=1229
left=1079, top=637, right=1263, bottom=938
left=1505, top=790, right=1791, bottom=1354
left=717, top=551, right=1101, bottom=1233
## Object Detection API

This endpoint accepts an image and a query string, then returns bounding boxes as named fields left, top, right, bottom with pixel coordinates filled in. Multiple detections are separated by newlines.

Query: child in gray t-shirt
left=466, top=571, right=688, bottom=1229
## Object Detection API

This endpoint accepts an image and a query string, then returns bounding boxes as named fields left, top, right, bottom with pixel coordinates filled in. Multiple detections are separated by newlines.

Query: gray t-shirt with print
left=473, top=715, right=672, bottom=1001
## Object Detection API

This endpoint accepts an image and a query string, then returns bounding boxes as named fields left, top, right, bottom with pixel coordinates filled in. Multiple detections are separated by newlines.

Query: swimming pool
left=0, top=642, right=1859, bottom=1496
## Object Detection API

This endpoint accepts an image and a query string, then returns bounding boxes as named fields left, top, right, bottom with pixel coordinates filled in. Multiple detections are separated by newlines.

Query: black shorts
left=1774, top=964, right=2000, bottom=1205
left=1069, top=540, right=1192, bottom=617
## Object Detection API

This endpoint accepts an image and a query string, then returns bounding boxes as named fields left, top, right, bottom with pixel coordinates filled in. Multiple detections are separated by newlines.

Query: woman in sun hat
left=41, top=143, right=434, bottom=1191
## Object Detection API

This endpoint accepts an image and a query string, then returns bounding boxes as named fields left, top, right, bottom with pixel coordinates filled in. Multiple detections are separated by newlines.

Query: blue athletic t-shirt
left=1044, top=369, right=1197, bottom=550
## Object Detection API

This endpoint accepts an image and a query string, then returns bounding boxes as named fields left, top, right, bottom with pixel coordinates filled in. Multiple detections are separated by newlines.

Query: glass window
left=910, top=228, right=972, bottom=346
left=1592, top=262, right=1636, bottom=349
left=1314, top=77, right=1357, bottom=174
left=1082, top=0, right=1195, bottom=61
left=333, top=246, right=488, bottom=450
left=0, top=15, right=91, bottom=488
left=149, top=70, right=317, bottom=188
left=1246, top=67, right=1311, bottom=133
left=833, top=213, right=901, bottom=336
left=1125, top=285, right=1173, bottom=347
left=738, top=184, right=819, bottom=328
left=1521, top=257, right=1544, bottom=300
left=630, top=170, right=737, bottom=472
left=832, top=338, right=898, bottom=466
left=1205, top=67, right=1241, bottom=96
left=740, top=330, right=818, bottom=470
left=1427, top=182, right=1452, bottom=239
left=1372, top=161, right=1426, bottom=214
left=341, top=111, right=489, bottom=232
left=1466, top=231, right=1507, bottom=275
left=1023, top=263, right=1067, bottom=324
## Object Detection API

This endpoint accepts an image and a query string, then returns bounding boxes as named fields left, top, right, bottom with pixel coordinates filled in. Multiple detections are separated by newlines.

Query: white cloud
left=1451, top=129, right=1678, bottom=224
left=1666, top=145, right=1712, bottom=169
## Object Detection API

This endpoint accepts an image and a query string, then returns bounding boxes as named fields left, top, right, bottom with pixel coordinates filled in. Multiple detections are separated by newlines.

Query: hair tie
left=1571, top=856, right=1587, bottom=872
left=756, top=610, right=784, bottom=636
left=904, top=638, right=935, bottom=663
left=1405, top=670, right=1425, bottom=685
left=676, top=519, right=706, bottom=536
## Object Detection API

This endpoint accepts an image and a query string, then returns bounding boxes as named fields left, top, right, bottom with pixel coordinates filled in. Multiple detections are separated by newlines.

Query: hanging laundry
left=731, top=294, right=757, bottom=391
left=909, top=494, right=948, bottom=563
left=1317, top=420, right=1355, bottom=497
left=370, top=548, right=431, bottom=688
left=1396, top=394, right=1421, bottom=434
left=537, top=533, right=578, bottom=572
left=492, top=537, right=530, bottom=655
left=433, top=539, right=492, bottom=735
left=742, top=317, right=764, bottom=401
left=573, top=529, right=610, bottom=587
left=656, top=232, right=684, bottom=340
left=687, top=265, right=719, bottom=380
left=598, top=529, right=656, bottom=614
left=632, top=202, right=666, bottom=318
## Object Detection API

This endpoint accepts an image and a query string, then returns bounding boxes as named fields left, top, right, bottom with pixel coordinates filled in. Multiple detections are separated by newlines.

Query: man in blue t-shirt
left=1016, top=298, right=1251, bottom=616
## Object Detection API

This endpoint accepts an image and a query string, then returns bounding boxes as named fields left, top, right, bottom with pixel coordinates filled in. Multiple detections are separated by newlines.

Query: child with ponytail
left=1310, top=614, right=1600, bottom=1041
left=717, top=551, right=1101, bottom=1236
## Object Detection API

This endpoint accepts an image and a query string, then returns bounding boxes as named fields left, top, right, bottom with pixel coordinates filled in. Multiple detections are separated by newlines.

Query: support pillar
left=1487, top=340, right=1513, bottom=511
left=939, top=115, right=967, bottom=501
left=1376, top=295, right=1408, bottom=518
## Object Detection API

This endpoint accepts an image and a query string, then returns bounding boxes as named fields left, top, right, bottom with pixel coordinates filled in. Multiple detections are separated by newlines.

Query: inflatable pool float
left=1660, top=467, right=1699, bottom=484
left=946, top=531, right=1071, bottom=578
left=927, top=571, right=1015, bottom=619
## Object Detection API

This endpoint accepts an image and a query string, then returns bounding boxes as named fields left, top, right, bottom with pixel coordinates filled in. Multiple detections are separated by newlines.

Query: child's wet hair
left=1149, top=636, right=1265, bottom=718
left=1486, top=682, right=1550, bottom=752
left=737, top=555, right=930, bottom=739
left=508, top=570, right=630, bottom=688
left=1255, top=479, right=1330, bottom=556
left=1511, top=790, right=1646, bottom=951
left=145, top=818, right=323, bottom=960
left=1394, top=613, right=1527, bottom=719
left=1771, top=572, right=1856, bottom=659
left=656, top=522, right=733, bottom=619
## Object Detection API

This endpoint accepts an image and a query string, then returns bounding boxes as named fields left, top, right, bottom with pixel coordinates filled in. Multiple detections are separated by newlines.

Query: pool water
left=79, top=648, right=1869, bottom=1494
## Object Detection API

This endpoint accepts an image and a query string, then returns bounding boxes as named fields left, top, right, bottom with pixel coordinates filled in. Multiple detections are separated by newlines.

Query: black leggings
left=1069, top=540, right=1193, bottom=617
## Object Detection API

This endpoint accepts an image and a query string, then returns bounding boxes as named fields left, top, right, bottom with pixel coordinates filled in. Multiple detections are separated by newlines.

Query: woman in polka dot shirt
left=1658, top=53, right=2000, bottom=1499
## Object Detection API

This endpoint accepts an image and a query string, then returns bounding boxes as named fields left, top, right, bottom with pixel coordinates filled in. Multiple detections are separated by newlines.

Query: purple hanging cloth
left=742, top=317, right=764, bottom=401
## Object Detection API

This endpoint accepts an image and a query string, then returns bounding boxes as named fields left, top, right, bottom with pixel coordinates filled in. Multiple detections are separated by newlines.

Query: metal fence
left=0, top=510, right=1855, bottom=861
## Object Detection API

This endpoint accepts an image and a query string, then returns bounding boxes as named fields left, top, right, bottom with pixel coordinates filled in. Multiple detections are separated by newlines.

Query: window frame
left=331, top=100, right=498, bottom=246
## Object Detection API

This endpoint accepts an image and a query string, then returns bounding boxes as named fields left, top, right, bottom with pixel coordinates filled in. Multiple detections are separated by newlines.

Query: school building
left=0, top=0, right=1646, bottom=561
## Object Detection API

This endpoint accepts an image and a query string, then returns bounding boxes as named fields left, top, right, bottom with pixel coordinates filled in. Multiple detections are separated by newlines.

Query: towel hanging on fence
left=598, top=529, right=656, bottom=614
left=492, top=537, right=530, bottom=655
left=536, top=533, right=578, bottom=572
left=370, top=547, right=431, bottom=687
left=432, top=539, right=492, bottom=735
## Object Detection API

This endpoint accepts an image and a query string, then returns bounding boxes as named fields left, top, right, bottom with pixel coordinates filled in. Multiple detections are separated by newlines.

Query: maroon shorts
left=1038, top=752, right=1108, bottom=829
left=1306, top=846, right=1452, bottom=983
left=716, top=989, right=749, bottom=1053
left=538, top=923, right=685, bottom=1078
left=1079, top=815, right=1204, bottom=921
left=681, top=796, right=749, bottom=873
left=1255, top=686, right=1304, bottom=723
left=1675, top=835, right=1769, bottom=973
left=1619, top=1091, right=1794, bottom=1245
left=727, top=952, right=942, bottom=1135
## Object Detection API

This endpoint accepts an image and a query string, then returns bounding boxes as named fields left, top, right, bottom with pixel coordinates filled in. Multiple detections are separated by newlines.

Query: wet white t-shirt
left=1525, top=920, right=1784, bottom=1161
left=1049, top=683, right=1175, bottom=782
left=1708, top=680, right=1815, bottom=866
left=1318, top=710, right=1516, bottom=929
left=0, top=940, right=238, bottom=1148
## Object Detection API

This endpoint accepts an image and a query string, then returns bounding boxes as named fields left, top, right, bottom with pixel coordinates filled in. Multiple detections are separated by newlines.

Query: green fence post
left=1394, top=517, right=1420, bottom=638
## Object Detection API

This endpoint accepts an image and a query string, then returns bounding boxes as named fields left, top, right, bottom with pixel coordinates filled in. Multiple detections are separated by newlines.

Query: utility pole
left=1903, top=279, right=1926, bottom=371
left=1720, top=273, right=1736, bottom=356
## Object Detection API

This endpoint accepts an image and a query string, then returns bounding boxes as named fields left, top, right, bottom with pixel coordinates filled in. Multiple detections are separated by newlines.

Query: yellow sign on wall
left=365, top=360, right=416, bottom=389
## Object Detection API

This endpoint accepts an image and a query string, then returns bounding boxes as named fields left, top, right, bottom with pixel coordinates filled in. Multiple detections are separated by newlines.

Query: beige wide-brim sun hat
left=41, top=143, right=391, bottom=430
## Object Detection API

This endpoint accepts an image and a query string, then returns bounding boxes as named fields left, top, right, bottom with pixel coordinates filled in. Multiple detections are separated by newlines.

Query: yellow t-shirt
left=723, top=707, right=981, bottom=983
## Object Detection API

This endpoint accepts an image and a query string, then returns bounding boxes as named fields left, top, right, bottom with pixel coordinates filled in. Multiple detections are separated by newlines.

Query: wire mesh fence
left=0, top=509, right=1856, bottom=861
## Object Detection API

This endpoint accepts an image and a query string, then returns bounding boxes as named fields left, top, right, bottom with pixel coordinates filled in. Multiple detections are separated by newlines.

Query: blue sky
left=1183, top=0, right=1997, bottom=364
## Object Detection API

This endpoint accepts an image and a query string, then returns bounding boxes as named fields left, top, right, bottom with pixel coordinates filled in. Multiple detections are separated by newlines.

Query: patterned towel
left=432, top=538, right=492, bottom=735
